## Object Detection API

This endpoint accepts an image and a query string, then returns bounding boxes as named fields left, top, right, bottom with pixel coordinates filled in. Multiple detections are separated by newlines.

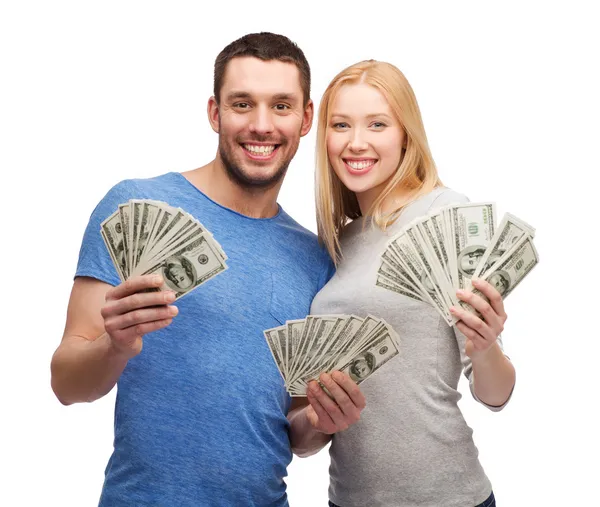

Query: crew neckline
left=170, top=171, right=284, bottom=222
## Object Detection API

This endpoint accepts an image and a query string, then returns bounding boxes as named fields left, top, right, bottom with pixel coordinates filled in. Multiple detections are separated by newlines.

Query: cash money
left=376, top=203, right=538, bottom=325
left=264, top=315, right=400, bottom=396
left=101, top=199, right=228, bottom=299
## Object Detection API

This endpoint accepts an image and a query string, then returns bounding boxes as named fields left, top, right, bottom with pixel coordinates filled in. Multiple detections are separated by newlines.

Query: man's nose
left=249, top=105, right=275, bottom=135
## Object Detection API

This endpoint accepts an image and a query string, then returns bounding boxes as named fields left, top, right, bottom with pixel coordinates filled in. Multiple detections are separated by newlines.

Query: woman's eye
left=371, top=122, right=386, bottom=128
left=332, top=122, right=349, bottom=129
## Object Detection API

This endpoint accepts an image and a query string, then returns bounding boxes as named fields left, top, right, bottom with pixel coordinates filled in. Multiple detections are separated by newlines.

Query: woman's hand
left=305, top=371, right=366, bottom=434
left=450, top=277, right=507, bottom=360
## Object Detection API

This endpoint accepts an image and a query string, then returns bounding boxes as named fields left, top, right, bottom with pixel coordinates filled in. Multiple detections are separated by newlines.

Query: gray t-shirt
left=311, top=188, right=510, bottom=507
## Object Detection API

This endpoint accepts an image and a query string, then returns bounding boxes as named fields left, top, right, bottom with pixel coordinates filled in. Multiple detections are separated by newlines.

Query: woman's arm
left=287, top=372, right=366, bottom=457
left=450, top=278, right=516, bottom=407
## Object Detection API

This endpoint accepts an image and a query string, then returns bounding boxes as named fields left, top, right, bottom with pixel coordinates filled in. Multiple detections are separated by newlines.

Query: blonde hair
left=315, top=60, right=443, bottom=264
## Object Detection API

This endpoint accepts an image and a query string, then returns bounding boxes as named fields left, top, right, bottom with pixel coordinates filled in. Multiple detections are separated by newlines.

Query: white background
left=1, top=1, right=598, bottom=505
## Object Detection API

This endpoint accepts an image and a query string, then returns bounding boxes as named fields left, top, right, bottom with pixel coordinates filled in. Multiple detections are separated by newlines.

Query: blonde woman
left=287, top=61, right=514, bottom=507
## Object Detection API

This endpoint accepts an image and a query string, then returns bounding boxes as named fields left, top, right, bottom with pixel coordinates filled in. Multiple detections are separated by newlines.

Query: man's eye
left=234, top=103, right=249, bottom=109
left=275, top=104, right=290, bottom=111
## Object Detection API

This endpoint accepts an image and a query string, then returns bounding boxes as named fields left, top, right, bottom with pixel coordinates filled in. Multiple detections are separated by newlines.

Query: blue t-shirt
left=76, top=172, right=334, bottom=506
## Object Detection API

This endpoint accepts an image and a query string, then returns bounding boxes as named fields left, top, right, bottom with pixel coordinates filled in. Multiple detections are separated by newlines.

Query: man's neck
left=182, top=159, right=282, bottom=219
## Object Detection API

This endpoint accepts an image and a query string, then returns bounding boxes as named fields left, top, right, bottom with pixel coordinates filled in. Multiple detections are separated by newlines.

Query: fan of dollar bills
left=264, top=314, right=400, bottom=396
left=376, top=203, right=539, bottom=326
left=101, top=199, right=228, bottom=299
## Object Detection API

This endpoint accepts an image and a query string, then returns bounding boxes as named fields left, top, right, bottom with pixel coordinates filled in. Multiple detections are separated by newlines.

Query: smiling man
left=50, top=33, right=360, bottom=506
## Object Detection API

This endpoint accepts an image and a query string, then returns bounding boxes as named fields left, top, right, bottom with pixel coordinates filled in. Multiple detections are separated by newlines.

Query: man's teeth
left=346, top=160, right=375, bottom=170
left=244, top=144, right=276, bottom=155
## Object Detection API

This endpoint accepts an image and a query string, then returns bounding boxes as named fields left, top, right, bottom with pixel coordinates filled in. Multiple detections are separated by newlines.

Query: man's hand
left=305, top=371, right=366, bottom=434
left=451, top=277, right=507, bottom=360
left=101, top=274, right=178, bottom=359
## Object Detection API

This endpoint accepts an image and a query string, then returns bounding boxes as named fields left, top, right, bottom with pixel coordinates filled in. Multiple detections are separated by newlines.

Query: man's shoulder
left=105, top=172, right=177, bottom=196
left=93, top=172, right=179, bottom=209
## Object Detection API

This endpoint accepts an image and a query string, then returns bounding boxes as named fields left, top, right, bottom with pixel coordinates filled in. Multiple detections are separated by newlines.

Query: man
left=51, top=32, right=364, bottom=506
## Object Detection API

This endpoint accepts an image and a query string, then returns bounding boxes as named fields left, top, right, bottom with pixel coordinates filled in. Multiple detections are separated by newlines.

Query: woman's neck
left=356, top=184, right=418, bottom=217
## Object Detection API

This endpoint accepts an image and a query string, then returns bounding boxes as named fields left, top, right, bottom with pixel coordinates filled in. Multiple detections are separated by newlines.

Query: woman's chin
left=344, top=182, right=376, bottom=195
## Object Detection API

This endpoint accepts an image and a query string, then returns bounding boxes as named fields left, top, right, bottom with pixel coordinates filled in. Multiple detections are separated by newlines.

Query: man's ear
left=300, top=99, right=314, bottom=137
left=207, top=96, right=220, bottom=133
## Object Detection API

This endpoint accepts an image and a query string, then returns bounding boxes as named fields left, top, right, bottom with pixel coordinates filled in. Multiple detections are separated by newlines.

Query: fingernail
left=456, top=289, right=465, bottom=296
left=164, top=291, right=176, bottom=302
left=153, top=275, right=162, bottom=284
left=169, top=306, right=179, bottom=316
left=471, top=277, right=480, bottom=285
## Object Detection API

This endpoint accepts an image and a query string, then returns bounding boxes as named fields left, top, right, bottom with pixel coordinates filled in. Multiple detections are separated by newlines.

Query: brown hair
left=214, top=32, right=311, bottom=106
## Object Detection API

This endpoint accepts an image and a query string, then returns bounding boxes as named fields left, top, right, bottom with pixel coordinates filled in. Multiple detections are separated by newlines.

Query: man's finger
left=105, top=275, right=164, bottom=302
left=111, top=317, right=174, bottom=344
left=105, top=305, right=178, bottom=335
left=102, top=290, right=176, bottom=318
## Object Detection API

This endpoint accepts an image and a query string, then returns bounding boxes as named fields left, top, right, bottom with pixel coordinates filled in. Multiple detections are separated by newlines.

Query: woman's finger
left=471, top=278, right=507, bottom=322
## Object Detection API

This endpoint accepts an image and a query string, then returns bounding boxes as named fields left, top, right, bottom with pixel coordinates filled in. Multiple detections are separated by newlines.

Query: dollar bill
left=376, top=203, right=537, bottom=326
left=450, top=203, right=496, bottom=290
left=263, top=315, right=401, bottom=396
left=100, top=210, right=127, bottom=281
left=337, top=330, right=400, bottom=385
left=474, top=234, right=539, bottom=302
left=101, top=199, right=228, bottom=299
left=472, top=212, right=536, bottom=279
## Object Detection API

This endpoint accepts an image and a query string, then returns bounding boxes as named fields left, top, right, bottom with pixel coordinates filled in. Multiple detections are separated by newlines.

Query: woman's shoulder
left=411, top=187, right=469, bottom=214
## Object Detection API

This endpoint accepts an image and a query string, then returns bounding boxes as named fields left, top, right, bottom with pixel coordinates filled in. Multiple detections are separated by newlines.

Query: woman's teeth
left=346, top=160, right=375, bottom=169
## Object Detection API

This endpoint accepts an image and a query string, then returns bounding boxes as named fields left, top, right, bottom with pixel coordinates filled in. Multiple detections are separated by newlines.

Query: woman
left=289, top=61, right=514, bottom=507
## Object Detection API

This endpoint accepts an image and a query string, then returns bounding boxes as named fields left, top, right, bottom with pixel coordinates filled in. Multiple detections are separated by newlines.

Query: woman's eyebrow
left=330, top=113, right=393, bottom=120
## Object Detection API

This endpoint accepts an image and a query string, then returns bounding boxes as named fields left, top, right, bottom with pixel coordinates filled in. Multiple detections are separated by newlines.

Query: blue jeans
left=328, top=490, right=495, bottom=507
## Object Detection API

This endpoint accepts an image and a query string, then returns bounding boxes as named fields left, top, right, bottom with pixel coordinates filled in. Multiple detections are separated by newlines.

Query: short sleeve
left=74, top=181, right=133, bottom=287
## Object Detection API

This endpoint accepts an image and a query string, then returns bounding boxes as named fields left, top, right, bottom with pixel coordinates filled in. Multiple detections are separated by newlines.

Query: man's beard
left=218, top=137, right=294, bottom=191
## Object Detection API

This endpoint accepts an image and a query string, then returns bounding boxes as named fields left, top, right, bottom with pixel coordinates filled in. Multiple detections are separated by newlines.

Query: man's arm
left=287, top=372, right=365, bottom=458
left=51, top=275, right=177, bottom=405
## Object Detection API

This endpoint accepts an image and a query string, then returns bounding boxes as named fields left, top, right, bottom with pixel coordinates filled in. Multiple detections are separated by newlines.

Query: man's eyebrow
left=224, top=91, right=252, bottom=101
left=272, top=93, right=299, bottom=102
left=224, top=91, right=300, bottom=102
